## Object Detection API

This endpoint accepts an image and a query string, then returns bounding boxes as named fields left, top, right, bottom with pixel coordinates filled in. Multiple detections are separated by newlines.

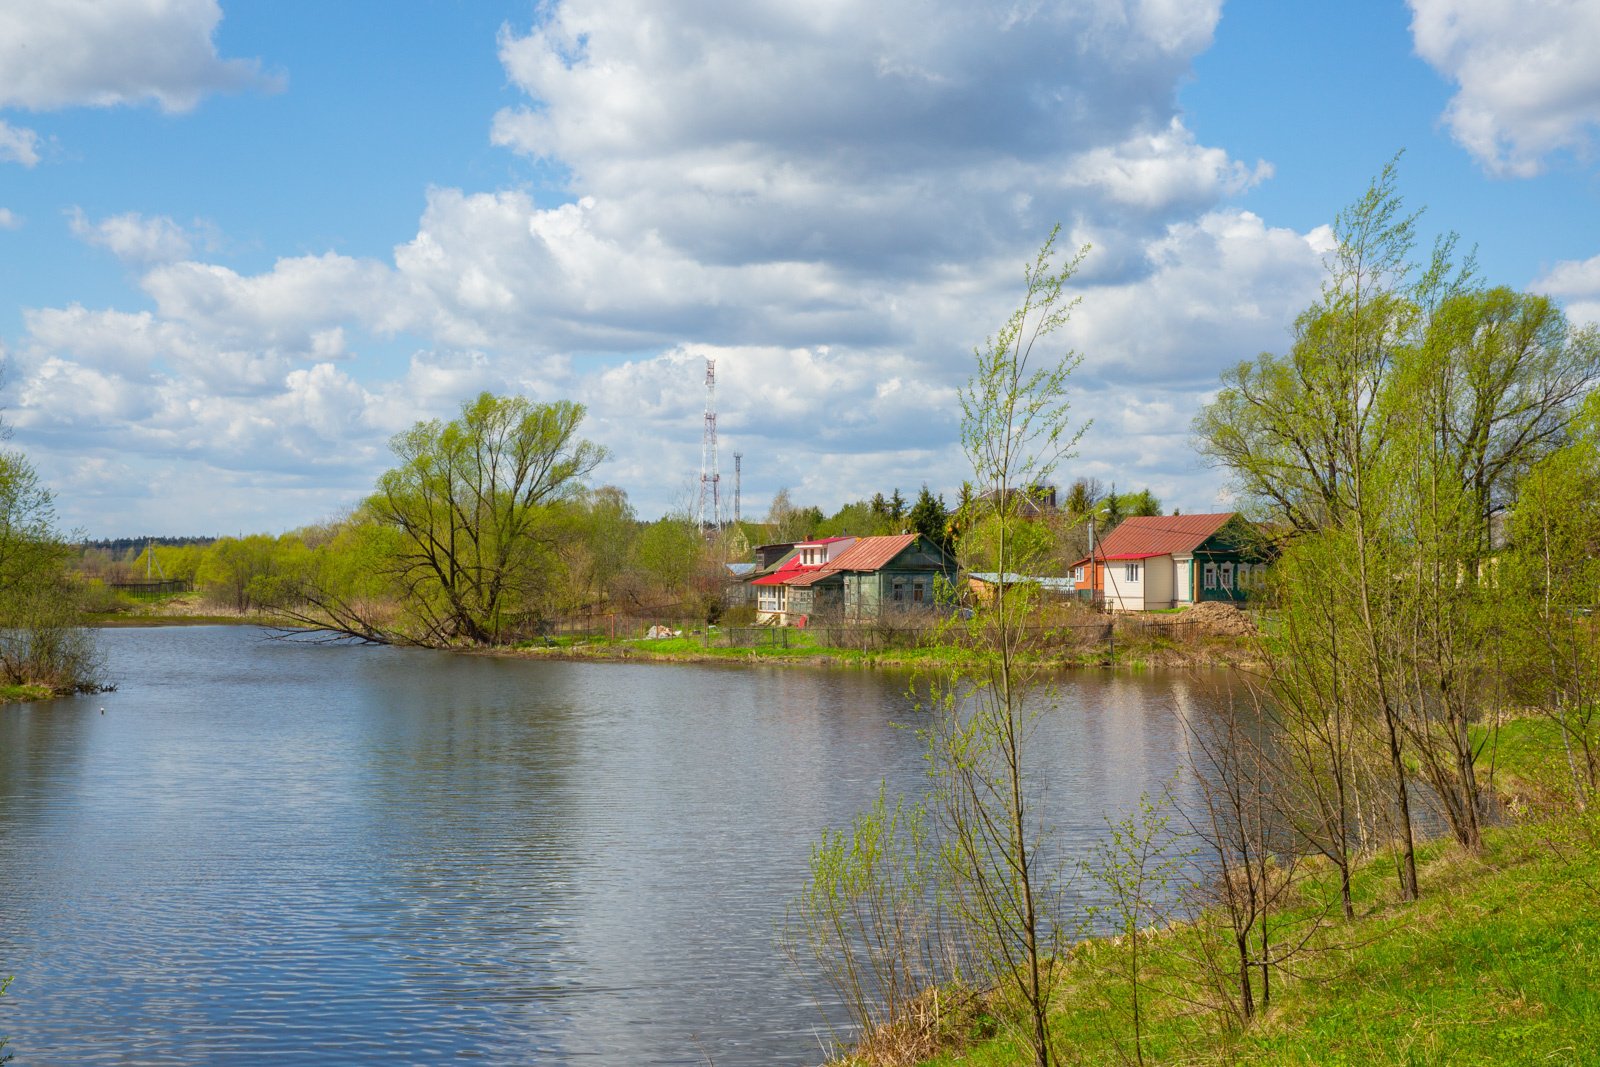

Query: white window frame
left=1124, top=562, right=1141, bottom=582
left=1221, top=562, right=1234, bottom=589
left=1203, top=562, right=1217, bottom=590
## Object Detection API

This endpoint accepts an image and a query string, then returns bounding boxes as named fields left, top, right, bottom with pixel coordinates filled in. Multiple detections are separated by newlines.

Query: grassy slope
left=905, top=717, right=1599, bottom=1067
left=0, top=683, right=53, bottom=703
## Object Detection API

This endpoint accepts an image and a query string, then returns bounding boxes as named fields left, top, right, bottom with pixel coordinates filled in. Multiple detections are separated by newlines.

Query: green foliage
left=909, top=486, right=950, bottom=550
left=1081, top=791, right=1189, bottom=1066
left=0, top=448, right=102, bottom=694
left=957, top=513, right=1054, bottom=575
left=1121, top=488, right=1161, bottom=518
left=1499, top=392, right=1600, bottom=803
left=918, top=816, right=1600, bottom=1067
left=368, top=393, right=605, bottom=645
left=817, top=499, right=896, bottom=538
left=766, top=486, right=825, bottom=542
left=0, top=973, right=11, bottom=1065
left=195, top=534, right=298, bottom=612
left=785, top=787, right=953, bottom=1056
left=565, top=485, right=637, bottom=606
left=633, top=515, right=703, bottom=597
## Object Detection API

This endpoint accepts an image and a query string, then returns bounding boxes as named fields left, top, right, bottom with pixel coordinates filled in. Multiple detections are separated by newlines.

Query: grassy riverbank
left=860, top=716, right=1599, bottom=1067
left=502, top=626, right=1258, bottom=672
left=83, top=592, right=285, bottom=628
left=0, top=683, right=53, bottom=704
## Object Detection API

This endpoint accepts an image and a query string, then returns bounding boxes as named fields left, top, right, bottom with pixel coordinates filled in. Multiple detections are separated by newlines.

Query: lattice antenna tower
left=733, top=452, right=742, bottom=524
left=694, top=358, right=722, bottom=529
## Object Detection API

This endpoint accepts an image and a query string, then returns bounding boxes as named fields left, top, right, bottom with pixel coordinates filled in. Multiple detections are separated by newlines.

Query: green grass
left=889, top=721, right=1600, bottom=1067
left=509, top=626, right=1241, bottom=672
left=0, top=683, right=54, bottom=703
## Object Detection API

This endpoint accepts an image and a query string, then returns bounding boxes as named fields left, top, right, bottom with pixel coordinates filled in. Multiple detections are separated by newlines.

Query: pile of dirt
left=1183, top=601, right=1257, bottom=637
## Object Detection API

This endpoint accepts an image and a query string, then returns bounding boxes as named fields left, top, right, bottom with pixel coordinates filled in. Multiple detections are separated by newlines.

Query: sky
left=1, top=0, right=1598, bottom=539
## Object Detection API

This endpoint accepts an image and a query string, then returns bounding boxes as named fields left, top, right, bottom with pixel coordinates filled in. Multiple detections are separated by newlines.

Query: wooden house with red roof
left=1071, top=512, right=1266, bottom=611
left=751, top=533, right=957, bottom=625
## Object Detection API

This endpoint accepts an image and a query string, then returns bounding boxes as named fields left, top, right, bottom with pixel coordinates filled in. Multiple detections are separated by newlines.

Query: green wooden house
left=780, top=533, right=958, bottom=622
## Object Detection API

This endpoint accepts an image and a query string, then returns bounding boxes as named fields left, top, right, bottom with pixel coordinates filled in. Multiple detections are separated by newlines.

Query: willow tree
left=369, top=393, right=605, bottom=646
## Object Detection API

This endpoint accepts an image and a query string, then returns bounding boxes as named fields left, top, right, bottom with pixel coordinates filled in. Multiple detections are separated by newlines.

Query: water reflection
left=0, top=627, right=1254, bottom=1065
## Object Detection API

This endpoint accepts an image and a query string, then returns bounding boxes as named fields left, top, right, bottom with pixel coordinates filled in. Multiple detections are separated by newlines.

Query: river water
left=0, top=626, right=1247, bottom=1065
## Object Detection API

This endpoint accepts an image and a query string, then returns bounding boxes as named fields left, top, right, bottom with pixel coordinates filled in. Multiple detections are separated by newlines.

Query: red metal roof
left=751, top=557, right=822, bottom=586
left=1093, top=513, right=1236, bottom=558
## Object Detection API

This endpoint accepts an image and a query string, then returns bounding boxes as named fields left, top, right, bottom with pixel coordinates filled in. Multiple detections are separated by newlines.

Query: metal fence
left=109, top=579, right=191, bottom=599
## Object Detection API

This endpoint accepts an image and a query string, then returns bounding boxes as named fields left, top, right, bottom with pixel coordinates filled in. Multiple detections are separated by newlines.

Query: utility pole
left=733, top=452, right=742, bottom=524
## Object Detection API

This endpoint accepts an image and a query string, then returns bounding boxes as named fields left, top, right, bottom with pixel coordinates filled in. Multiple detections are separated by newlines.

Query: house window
left=1073, top=565, right=1085, bottom=583
left=1203, top=563, right=1216, bottom=590
left=1124, top=563, right=1141, bottom=582
left=913, top=581, right=925, bottom=603
left=892, top=578, right=906, bottom=602
left=1221, top=563, right=1234, bottom=590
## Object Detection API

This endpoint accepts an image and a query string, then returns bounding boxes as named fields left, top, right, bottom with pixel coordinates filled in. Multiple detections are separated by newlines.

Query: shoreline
left=479, top=634, right=1262, bottom=672
left=79, top=609, right=1262, bottom=672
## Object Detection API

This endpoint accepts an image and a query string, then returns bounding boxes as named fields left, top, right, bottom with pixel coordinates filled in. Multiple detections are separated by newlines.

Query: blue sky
left=1, top=0, right=1597, bottom=538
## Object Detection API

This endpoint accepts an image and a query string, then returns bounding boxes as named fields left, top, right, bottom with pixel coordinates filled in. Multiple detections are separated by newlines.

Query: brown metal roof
left=1094, top=513, right=1236, bottom=558
left=823, top=533, right=922, bottom=572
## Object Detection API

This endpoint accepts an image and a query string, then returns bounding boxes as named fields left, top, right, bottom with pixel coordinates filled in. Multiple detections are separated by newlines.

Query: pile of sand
left=1183, top=601, right=1257, bottom=637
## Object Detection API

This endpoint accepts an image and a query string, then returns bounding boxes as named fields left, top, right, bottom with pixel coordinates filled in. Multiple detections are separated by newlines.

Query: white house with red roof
left=1070, top=513, right=1266, bottom=611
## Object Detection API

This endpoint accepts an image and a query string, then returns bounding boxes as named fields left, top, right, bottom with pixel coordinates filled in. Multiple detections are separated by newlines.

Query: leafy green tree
left=767, top=486, right=821, bottom=542
left=0, top=447, right=101, bottom=693
left=959, top=511, right=1054, bottom=574
left=1063, top=477, right=1102, bottom=517
left=1504, top=392, right=1600, bottom=803
left=369, top=393, right=605, bottom=645
left=816, top=499, right=891, bottom=538
left=567, top=485, right=637, bottom=607
left=1192, top=160, right=1584, bottom=890
left=907, top=485, right=948, bottom=549
left=888, top=487, right=907, bottom=522
left=633, top=515, right=703, bottom=600
left=1101, top=483, right=1124, bottom=531
left=1124, top=488, right=1161, bottom=517
left=196, top=534, right=288, bottom=612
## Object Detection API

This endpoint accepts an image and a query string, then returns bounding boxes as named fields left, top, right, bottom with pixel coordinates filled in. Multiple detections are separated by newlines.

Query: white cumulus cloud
left=1532, top=252, right=1600, bottom=327
left=68, top=208, right=195, bottom=263
left=1410, top=0, right=1600, bottom=176
left=5, top=0, right=1337, bottom=534
left=0, top=0, right=278, bottom=112
left=0, top=118, right=39, bottom=165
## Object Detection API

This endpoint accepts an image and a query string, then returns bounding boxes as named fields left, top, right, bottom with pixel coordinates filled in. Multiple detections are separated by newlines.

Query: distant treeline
left=80, top=535, right=217, bottom=555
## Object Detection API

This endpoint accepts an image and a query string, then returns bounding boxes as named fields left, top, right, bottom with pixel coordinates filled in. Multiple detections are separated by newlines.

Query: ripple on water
left=0, top=626, right=1246, bottom=1065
